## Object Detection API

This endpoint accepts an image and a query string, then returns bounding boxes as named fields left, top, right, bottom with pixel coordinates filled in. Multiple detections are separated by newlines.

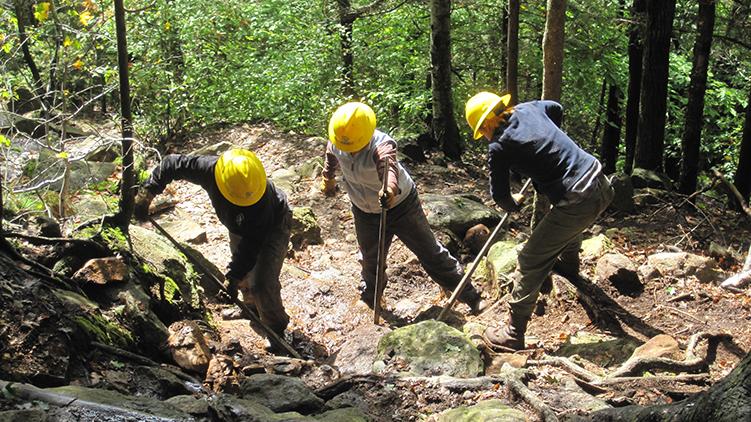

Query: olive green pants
left=510, top=175, right=614, bottom=320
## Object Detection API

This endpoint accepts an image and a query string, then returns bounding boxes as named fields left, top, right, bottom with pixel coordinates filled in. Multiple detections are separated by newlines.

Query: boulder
left=647, top=252, right=722, bottom=283
left=271, top=167, right=300, bottom=194
left=115, top=281, right=170, bottom=355
left=239, top=373, right=325, bottom=414
left=463, top=224, right=490, bottom=255
left=608, top=173, right=635, bottom=212
left=211, top=394, right=313, bottom=421
left=631, top=168, right=672, bottom=189
left=72, top=194, right=111, bottom=222
left=46, top=384, right=190, bottom=420
left=164, top=395, right=210, bottom=416
left=581, top=234, right=613, bottom=260
left=555, top=331, right=640, bottom=368
left=73, top=257, right=129, bottom=285
left=315, top=407, right=370, bottom=421
left=205, top=354, right=241, bottom=394
left=629, top=334, right=681, bottom=361
left=431, top=399, right=526, bottom=422
left=375, top=320, right=483, bottom=378
left=421, top=194, right=502, bottom=238
left=167, top=320, right=212, bottom=375
left=486, top=240, right=520, bottom=280
left=295, top=155, right=324, bottom=179
left=130, top=225, right=202, bottom=309
left=331, top=325, right=391, bottom=375
left=291, top=206, right=323, bottom=249
left=638, top=264, right=661, bottom=282
left=154, top=209, right=207, bottom=245
left=595, top=253, right=642, bottom=296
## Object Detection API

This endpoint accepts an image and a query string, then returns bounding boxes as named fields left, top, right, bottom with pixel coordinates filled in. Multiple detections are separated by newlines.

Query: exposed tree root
left=91, top=341, right=202, bottom=386
left=608, top=331, right=731, bottom=378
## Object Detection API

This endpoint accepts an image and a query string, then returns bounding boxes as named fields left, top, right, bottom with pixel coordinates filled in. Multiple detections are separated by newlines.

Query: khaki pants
left=510, top=175, right=614, bottom=320
left=229, top=210, right=291, bottom=336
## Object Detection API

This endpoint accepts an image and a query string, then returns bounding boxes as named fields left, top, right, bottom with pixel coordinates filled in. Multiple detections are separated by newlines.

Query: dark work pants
left=229, top=209, right=291, bottom=336
left=511, top=174, right=614, bottom=320
left=352, top=188, right=474, bottom=300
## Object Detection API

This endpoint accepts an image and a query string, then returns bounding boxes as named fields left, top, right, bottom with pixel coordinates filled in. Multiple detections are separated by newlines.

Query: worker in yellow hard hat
left=464, top=92, right=614, bottom=351
left=135, top=149, right=292, bottom=342
left=320, top=101, right=487, bottom=315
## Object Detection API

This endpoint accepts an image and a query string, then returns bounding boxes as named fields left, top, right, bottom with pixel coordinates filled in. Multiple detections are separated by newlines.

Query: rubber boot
left=483, top=310, right=529, bottom=351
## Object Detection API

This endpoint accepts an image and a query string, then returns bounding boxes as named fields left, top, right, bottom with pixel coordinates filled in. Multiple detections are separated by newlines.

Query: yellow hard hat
left=214, top=149, right=267, bottom=206
left=465, top=92, right=512, bottom=140
left=328, top=102, right=376, bottom=153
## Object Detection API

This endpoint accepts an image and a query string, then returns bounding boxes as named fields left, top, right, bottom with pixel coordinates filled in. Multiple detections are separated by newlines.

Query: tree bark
left=430, top=0, right=462, bottom=160
left=624, top=0, right=645, bottom=174
left=679, top=0, right=715, bottom=194
left=587, top=351, right=751, bottom=421
left=600, top=84, right=622, bottom=174
left=734, top=85, right=751, bottom=204
left=12, top=0, right=46, bottom=108
left=534, top=0, right=566, bottom=227
left=506, top=0, right=520, bottom=104
left=590, top=78, right=607, bottom=153
left=634, top=0, right=676, bottom=171
left=337, top=0, right=356, bottom=97
left=113, top=0, right=136, bottom=228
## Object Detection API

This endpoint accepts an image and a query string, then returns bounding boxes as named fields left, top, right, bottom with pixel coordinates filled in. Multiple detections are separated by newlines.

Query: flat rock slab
left=74, top=257, right=129, bottom=285
left=555, top=331, right=640, bottom=368
left=629, top=334, right=681, bottom=361
left=239, top=373, right=324, bottom=414
left=154, top=209, right=207, bottom=245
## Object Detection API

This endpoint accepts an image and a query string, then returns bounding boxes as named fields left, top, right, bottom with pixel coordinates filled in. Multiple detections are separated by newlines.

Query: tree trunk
left=337, top=0, right=356, bottom=97
left=430, top=0, right=462, bottom=160
left=624, top=0, right=645, bottom=174
left=499, top=4, right=508, bottom=84
left=735, top=86, right=751, bottom=204
left=506, top=0, right=520, bottom=104
left=634, top=0, right=676, bottom=172
left=600, top=84, right=622, bottom=174
left=590, top=78, right=607, bottom=153
left=533, top=0, right=566, bottom=227
left=678, top=0, right=715, bottom=194
left=587, top=351, right=751, bottom=421
left=113, top=0, right=136, bottom=228
left=12, top=0, right=46, bottom=107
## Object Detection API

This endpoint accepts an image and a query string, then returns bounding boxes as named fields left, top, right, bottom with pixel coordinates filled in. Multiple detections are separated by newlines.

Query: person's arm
left=488, top=143, right=520, bottom=212
left=226, top=237, right=262, bottom=281
left=142, top=154, right=215, bottom=195
left=321, top=142, right=339, bottom=180
left=373, top=139, right=400, bottom=194
left=540, top=100, right=563, bottom=128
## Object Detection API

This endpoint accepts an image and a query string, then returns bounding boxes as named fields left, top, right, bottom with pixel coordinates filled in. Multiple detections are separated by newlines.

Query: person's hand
left=511, top=193, right=525, bottom=206
left=134, top=191, right=155, bottom=221
left=379, top=186, right=397, bottom=208
left=225, top=277, right=240, bottom=301
left=320, top=177, right=337, bottom=197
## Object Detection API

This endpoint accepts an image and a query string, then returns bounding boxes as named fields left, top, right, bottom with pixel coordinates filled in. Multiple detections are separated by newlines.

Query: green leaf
left=0, top=135, right=9, bottom=147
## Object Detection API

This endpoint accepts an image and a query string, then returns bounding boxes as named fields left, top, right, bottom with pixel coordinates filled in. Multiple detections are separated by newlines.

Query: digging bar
left=147, top=217, right=302, bottom=359
left=374, top=157, right=390, bottom=325
left=437, top=179, right=532, bottom=321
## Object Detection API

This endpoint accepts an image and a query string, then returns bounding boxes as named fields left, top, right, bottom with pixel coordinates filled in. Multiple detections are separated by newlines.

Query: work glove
left=379, top=186, right=397, bottom=209
left=225, top=276, right=240, bottom=301
left=320, top=177, right=337, bottom=196
left=134, top=190, right=155, bottom=221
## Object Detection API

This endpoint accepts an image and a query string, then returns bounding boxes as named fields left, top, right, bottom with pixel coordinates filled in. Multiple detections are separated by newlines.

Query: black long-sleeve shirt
left=489, top=100, right=600, bottom=211
left=142, top=154, right=289, bottom=279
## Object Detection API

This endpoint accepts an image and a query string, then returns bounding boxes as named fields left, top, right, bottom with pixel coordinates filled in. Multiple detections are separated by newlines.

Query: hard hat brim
left=472, top=93, right=512, bottom=140
left=214, top=150, right=267, bottom=206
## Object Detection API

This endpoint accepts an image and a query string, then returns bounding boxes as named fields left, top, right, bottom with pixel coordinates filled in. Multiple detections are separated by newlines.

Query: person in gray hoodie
left=320, top=101, right=486, bottom=314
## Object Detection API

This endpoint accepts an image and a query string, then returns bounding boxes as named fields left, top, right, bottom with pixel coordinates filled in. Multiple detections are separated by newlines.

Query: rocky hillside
left=1, top=123, right=750, bottom=421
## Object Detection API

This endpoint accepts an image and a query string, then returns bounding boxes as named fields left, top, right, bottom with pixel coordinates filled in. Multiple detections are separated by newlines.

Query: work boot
left=483, top=311, right=529, bottom=351
left=458, top=286, right=490, bottom=315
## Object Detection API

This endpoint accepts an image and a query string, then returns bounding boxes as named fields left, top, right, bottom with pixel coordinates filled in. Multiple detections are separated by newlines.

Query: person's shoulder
left=372, top=129, right=396, bottom=144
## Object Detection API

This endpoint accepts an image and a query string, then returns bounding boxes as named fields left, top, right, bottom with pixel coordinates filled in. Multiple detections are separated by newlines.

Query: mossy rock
left=581, top=234, right=613, bottom=260
left=73, top=313, right=134, bottom=350
left=315, top=407, right=370, bottom=421
left=291, top=206, right=323, bottom=249
left=486, top=240, right=519, bottom=280
left=433, top=399, right=526, bottom=421
left=375, top=320, right=483, bottom=378
left=47, top=385, right=190, bottom=420
left=421, top=194, right=502, bottom=238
